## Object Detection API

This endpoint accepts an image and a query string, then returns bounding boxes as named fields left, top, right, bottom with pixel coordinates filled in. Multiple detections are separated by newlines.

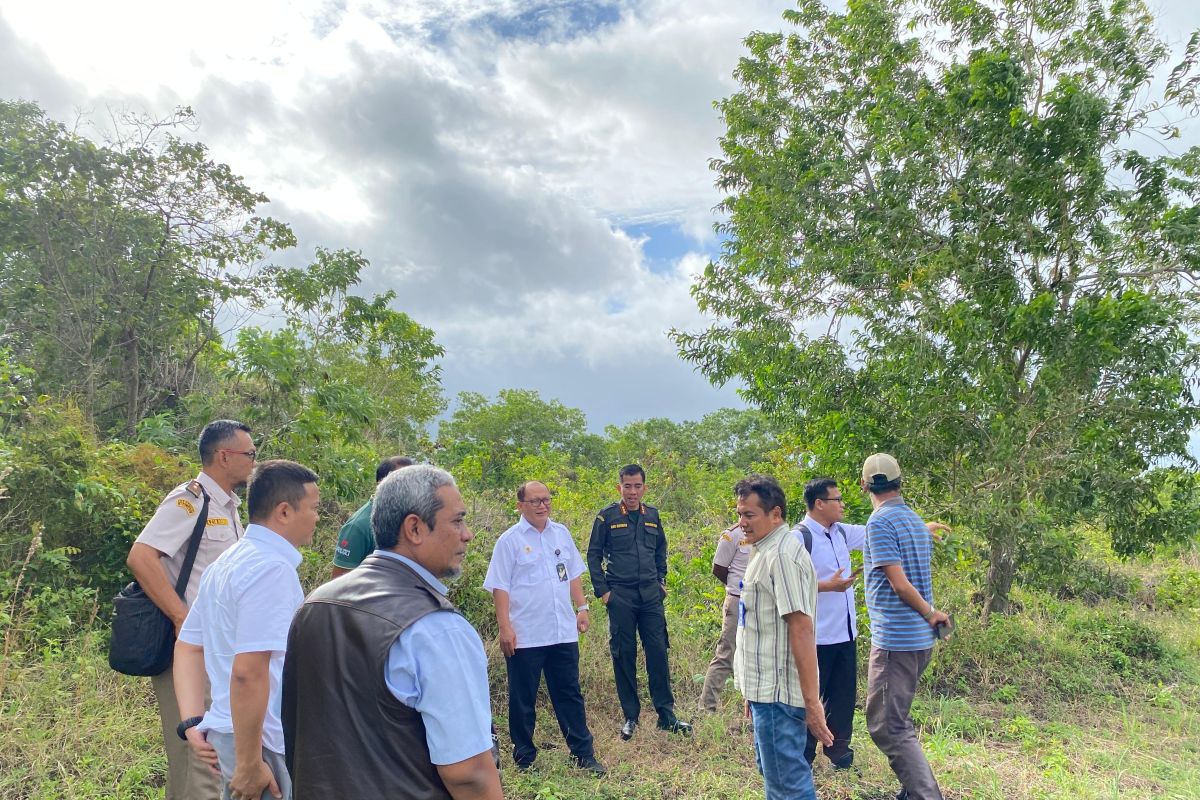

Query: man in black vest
left=587, top=464, right=691, bottom=740
left=282, top=465, right=503, bottom=800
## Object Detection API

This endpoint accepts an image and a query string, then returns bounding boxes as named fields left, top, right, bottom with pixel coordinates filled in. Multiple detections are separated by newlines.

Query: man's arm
left=437, top=750, right=504, bottom=800
left=228, top=651, right=282, bottom=799
left=817, top=568, right=860, bottom=594
left=172, top=639, right=220, bottom=775
left=569, top=576, right=589, bottom=633
left=126, top=543, right=189, bottom=634
left=492, top=589, right=517, bottom=658
left=712, top=563, right=730, bottom=584
left=585, top=516, right=610, bottom=602
left=784, top=612, right=833, bottom=747
left=654, top=515, right=668, bottom=589
left=879, top=564, right=950, bottom=628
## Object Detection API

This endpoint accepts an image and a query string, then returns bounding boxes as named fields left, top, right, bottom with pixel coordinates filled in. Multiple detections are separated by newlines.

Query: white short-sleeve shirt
left=177, top=523, right=303, bottom=755
left=483, top=516, right=586, bottom=649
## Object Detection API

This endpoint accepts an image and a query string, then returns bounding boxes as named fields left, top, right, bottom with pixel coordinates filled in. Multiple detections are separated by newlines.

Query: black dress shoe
left=571, top=755, right=609, bottom=776
left=656, top=717, right=692, bottom=735
left=620, top=718, right=638, bottom=740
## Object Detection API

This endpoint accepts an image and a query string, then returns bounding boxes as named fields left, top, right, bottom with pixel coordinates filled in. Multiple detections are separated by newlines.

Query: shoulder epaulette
left=185, top=480, right=203, bottom=499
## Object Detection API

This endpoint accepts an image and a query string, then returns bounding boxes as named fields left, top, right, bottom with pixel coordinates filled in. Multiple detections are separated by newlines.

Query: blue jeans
left=750, top=701, right=817, bottom=800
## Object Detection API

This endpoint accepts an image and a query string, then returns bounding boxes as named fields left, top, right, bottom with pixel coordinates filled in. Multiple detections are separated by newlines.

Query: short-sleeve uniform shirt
left=864, top=497, right=936, bottom=652
left=134, top=471, right=242, bottom=606
left=483, top=516, right=587, bottom=649
left=734, top=523, right=818, bottom=706
left=712, top=524, right=752, bottom=597
left=178, top=523, right=304, bottom=754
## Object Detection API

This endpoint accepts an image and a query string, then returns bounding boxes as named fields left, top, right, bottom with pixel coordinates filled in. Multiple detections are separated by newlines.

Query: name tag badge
left=556, top=562, right=568, bottom=582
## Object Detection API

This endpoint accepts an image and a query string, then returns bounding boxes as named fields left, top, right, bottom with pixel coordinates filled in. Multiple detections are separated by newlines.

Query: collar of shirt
left=753, top=522, right=791, bottom=552
left=879, top=497, right=906, bottom=510
left=242, top=523, right=302, bottom=568
left=373, top=549, right=449, bottom=596
left=619, top=502, right=646, bottom=516
left=517, top=515, right=561, bottom=537
left=802, top=514, right=830, bottom=536
left=196, top=470, right=240, bottom=509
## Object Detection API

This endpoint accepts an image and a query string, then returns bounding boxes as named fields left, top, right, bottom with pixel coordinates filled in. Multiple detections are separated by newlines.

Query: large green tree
left=0, top=102, right=293, bottom=435
left=675, top=0, right=1200, bottom=617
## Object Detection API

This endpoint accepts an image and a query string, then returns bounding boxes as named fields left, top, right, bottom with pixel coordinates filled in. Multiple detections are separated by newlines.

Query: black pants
left=505, top=642, right=593, bottom=766
left=605, top=584, right=674, bottom=722
left=804, top=638, right=857, bottom=765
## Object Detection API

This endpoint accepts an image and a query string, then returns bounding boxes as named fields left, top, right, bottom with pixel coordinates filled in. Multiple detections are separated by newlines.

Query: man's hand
left=805, top=702, right=834, bottom=748
left=576, top=610, right=590, bottom=634
left=926, top=521, right=950, bottom=543
left=498, top=623, right=517, bottom=658
left=744, top=700, right=752, bottom=720
left=184, top=727, right=220, bottom=777
left=229, top=758, right=281, bottom=800
left=660, top=582, right=667, bottom=597
left=818, top=567, right=860, bottom=593
left=601, top=591, right=611, bottom=606
left=926, top=608, right=950, bottom=630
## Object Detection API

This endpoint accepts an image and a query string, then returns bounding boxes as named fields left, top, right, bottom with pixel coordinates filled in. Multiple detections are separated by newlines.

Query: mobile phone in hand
left=935, top=615, right=955, bottom=640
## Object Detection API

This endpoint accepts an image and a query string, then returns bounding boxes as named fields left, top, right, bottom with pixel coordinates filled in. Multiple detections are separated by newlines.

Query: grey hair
left=371, top=464, right=457, bottom=549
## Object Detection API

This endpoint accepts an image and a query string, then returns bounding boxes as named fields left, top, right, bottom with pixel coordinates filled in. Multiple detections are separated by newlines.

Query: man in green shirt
left=330, top=456, right=414, bottom=578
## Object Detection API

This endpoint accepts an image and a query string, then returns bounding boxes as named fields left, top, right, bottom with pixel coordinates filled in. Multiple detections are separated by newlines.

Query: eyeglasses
left=820, top=495, right=845, bottom=504
left=221, top=448, right=258, bottom=460
left=522, top=497, right=552, bottom=507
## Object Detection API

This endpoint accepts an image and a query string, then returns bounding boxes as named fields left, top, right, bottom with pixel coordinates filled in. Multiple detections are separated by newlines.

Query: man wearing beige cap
left=860, top=453, right=948, bottom=800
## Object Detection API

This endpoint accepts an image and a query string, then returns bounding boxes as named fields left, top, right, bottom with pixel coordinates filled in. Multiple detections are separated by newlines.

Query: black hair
left=803, top=478, right=839, bottom=510
left=865, top=477, right=902, bottom=495
left=375, top=456, right=416, bottom=484
left=247, top=460, right=319, bottom=522
left=198, top=419, right=252, bottom=465
left=619, top=464, right=646, bottom=482
left=734, top=474, right=787, bottom=520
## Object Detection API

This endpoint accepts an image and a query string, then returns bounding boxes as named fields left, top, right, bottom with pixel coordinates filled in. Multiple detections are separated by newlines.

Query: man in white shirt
left=173, top=460, right=320, bottom=800
left=795, top=477, right=947, bottom=770
left=483, top=481, right=605, bottom=775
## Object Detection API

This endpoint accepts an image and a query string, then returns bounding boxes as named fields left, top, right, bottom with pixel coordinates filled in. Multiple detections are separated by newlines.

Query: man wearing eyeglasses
left=125, top=419, right=255, bottom=800
left=483, top=481, right=605, bottom=775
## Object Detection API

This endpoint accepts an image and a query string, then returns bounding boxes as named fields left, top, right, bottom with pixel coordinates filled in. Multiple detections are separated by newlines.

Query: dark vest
left=282, top=553, right=459, bottom=799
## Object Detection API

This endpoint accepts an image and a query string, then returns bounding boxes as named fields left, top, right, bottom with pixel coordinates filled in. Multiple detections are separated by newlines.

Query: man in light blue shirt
left=861, top=453, right=950, bottom=800
left=281, top=465, right=502, bottom=800
left=175, top=459, right=320, bottom=800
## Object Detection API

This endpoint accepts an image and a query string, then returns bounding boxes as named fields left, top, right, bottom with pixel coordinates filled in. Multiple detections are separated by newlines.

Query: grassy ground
left=3, top=516, right=1199, bottom=799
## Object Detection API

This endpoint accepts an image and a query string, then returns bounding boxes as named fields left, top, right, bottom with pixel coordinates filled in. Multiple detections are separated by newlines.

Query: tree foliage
left=0, top=101, right=294, bottom=435
left=675, top=0, right=1200, bottom=616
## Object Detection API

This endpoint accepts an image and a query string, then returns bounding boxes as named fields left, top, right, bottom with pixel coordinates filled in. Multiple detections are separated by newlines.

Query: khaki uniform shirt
left=134, top=471, right=243, bottom=606
left=733, top=522, right=818, bottom=706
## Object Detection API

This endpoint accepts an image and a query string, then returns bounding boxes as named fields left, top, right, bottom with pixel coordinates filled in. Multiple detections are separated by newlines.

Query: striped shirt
left=733, top=523, right=818, bottom=706
left=864, top=497, right=936, bottom=651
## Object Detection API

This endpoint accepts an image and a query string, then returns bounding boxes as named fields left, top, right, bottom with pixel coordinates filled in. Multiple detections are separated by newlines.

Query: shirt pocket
left=513, top=551, right=544, bottom=586
left=202, top=517, right=236, bottom=542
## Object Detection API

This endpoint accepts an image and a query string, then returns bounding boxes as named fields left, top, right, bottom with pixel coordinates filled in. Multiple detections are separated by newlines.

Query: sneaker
left=571, top=755, right=609, bottom=776
left=656, top=717, right=693, bottom=735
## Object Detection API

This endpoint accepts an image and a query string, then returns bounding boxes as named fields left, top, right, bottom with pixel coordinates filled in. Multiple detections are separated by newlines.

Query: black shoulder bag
left=108, top=486, right=210, bottom=676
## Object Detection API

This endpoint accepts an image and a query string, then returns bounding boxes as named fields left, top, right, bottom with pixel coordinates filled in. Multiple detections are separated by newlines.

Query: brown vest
left=282, top=553, right=459, bottom=799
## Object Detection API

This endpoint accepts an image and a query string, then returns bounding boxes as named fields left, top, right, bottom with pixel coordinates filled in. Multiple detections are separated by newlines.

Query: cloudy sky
left=2, top=0, right=1196, bottom=431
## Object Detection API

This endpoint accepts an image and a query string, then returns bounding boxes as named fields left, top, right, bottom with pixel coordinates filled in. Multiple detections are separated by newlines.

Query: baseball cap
left=862, top=453, right=901, bottom=487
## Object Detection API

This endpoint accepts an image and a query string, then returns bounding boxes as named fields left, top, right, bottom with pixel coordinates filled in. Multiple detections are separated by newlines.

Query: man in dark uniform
left=587, top=464, right=691, bottom=740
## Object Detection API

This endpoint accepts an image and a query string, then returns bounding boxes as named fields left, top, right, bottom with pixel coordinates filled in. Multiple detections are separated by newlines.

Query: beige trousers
left=151, top=667, right=222, bottom=800
left=698, top=593, right=740, bottom=711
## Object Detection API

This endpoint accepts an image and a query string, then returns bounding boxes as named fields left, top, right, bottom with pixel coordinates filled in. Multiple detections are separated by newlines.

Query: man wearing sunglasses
left=125, top=419, right=255, bottom=800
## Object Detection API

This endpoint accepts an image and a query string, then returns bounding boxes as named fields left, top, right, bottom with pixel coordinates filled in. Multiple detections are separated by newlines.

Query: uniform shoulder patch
left=176, top=498, right=196, bottom=515
left=185, top=480, right=203, bottom=499
left=720, top=532, right=733, bottom=543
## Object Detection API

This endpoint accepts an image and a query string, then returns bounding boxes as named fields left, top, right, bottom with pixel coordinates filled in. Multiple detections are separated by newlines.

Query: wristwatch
left=576, top=604, right=589, bottom=613
left=176, top=715, right=203, bottom=740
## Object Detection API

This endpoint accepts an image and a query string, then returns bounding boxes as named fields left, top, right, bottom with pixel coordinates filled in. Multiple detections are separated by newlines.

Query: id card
left=556, top=562, right=568, bottom=582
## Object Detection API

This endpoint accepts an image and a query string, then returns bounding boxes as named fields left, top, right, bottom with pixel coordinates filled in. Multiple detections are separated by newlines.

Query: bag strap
left=173, top=486, right=211, bottom=601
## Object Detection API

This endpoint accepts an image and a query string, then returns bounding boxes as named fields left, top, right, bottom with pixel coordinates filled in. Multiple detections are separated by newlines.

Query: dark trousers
left=505, top=642, right=594, bottom=766
left=605, top=584, right=674, bottom=722
left=804, top=638, right=857, bottom=766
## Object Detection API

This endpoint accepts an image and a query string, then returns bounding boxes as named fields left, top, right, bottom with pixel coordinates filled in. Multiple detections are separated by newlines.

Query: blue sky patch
left=621, top=220, right=717, bottom=275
